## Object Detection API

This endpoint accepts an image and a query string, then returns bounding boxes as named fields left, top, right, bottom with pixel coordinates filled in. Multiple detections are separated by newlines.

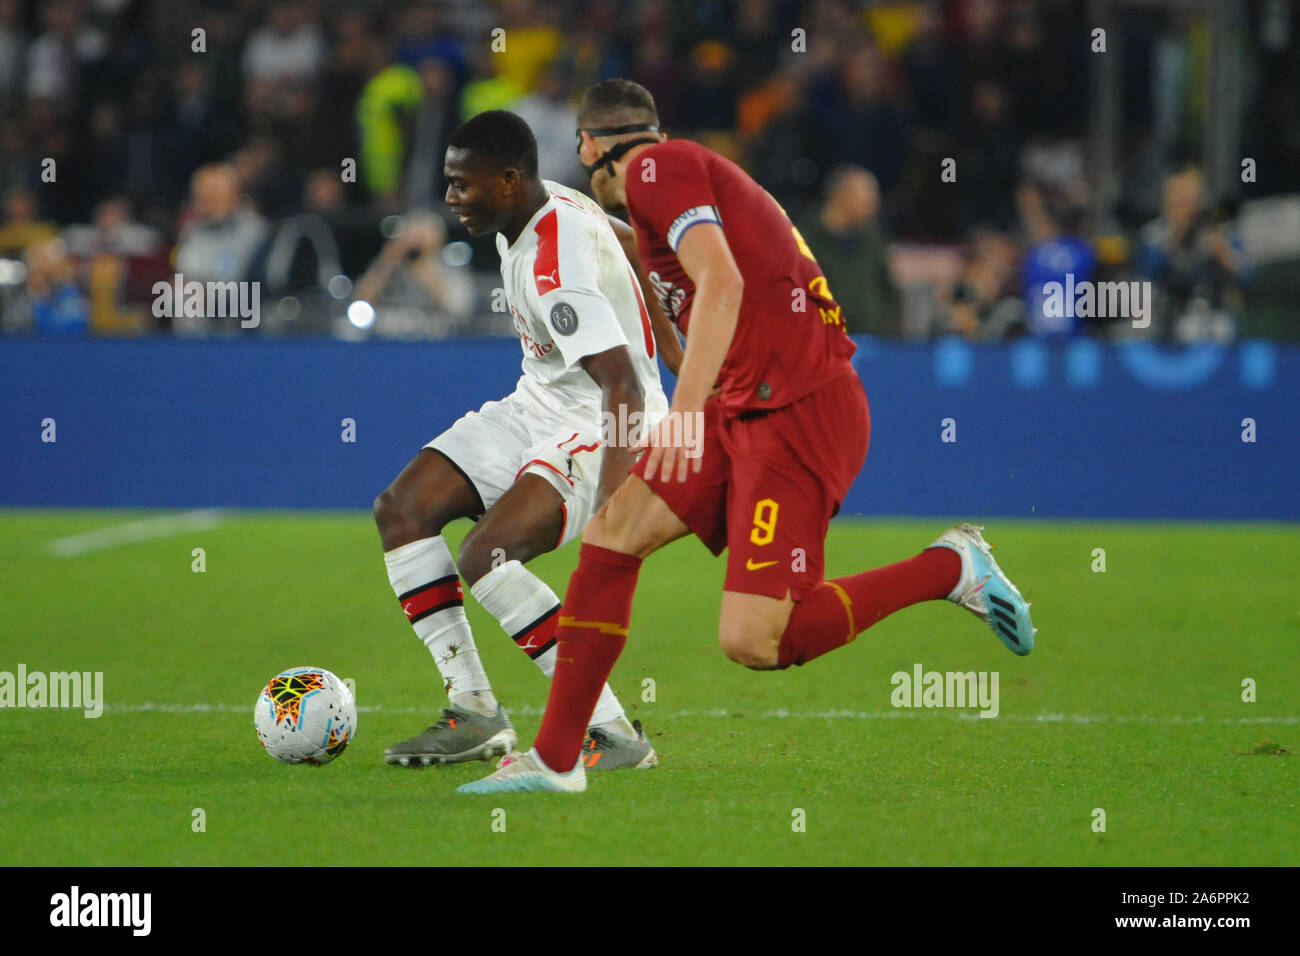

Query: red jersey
left=625, top=139, right=857, bottom=413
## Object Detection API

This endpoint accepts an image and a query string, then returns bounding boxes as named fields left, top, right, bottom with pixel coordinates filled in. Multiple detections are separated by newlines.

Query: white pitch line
left=48, top=509, right=225, bottom=557
left=99, top=702, right=1300, bottom=726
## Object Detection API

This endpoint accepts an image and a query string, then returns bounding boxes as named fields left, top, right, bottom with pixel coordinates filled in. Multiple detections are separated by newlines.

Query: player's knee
left=580, top=506, right=614, bottom=549
left=372, top=487, right=400, bottom=532
left=373, top=485, right=443, bottom=546
left=586, top=483, right=672, bottom=558
left=717, top=620, right=782, bottom=670
left=456, top=526, right=499, bottom=586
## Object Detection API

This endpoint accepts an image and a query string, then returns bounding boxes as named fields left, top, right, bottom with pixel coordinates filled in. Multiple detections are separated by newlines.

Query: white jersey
left=496, top=180, right=668, bottom=426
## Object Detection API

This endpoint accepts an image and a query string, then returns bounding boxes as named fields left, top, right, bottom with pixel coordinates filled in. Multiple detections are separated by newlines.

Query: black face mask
left=575, top=123, right=660, bottom=180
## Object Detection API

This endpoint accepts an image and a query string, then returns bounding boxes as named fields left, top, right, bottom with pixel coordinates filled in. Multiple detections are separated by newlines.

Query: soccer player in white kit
left=374, top=110, right=675, bottom=770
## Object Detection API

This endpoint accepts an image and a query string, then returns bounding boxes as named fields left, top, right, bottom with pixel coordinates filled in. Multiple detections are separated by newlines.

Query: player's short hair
left=578, top=79, right=659, bottom=128
left=448, top=110, right=539, bottom=177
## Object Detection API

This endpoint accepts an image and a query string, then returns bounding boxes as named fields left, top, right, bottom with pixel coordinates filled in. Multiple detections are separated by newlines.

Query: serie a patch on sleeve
left=666, top=205, right=722, bottom=251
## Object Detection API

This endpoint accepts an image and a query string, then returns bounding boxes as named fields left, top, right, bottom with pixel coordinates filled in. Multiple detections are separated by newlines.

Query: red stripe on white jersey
left=533, top=209, right=560, bottom=297
left=550, top=191, right=585, bottom=210
left=624, top=263, right=655, bottom=359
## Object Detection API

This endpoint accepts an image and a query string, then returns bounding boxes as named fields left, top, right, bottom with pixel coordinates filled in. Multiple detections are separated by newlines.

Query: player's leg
left=374, top=447, right=483, bottom=548
left=758, top=526, right=1035, bottom=667
left=461, top=475, right=693, bottom=793
left=459, top=402, right=729, bottom=793
left=773, top=373, right=1034, bottom=662
left=715, top=467, right=963, bottom=669
left=516, top=440, right=724, bottom=783
left=462, top=470, right=651, bottom=758
left=374, top=451, right=499, bottom=717
left=455, top=473, right=563, bottom=584
left=464, top=482, right=655, bottom=769
left=711, top=375, right=951, bottom=669
left=375, top=403, right=524, bottom=764
left=719, top=375, right=1033, bottom=671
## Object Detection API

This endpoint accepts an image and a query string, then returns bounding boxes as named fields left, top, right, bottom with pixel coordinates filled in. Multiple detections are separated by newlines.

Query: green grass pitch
left=1, top=509, right=1296, bottom=866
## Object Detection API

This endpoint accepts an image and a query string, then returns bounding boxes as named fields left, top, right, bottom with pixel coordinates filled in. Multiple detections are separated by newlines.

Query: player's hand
left=635, top=403, right=704, bottom=484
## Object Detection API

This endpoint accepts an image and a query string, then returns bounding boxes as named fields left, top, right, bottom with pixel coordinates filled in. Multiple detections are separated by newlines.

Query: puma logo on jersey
left=537, top=268, right=560, bottom=288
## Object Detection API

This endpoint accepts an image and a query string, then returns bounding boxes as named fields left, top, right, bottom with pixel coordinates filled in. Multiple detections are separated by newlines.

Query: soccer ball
left=254, top=666, right=357, bottom=765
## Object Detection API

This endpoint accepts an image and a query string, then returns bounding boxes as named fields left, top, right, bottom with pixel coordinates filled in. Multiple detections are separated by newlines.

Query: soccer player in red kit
left=461, top=80, right=1036, bottom=794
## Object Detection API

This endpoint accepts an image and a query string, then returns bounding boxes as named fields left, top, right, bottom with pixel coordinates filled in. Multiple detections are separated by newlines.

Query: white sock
left=471, top=559, right=628, bottom=731
left=384, top=537, right=498, bottom=716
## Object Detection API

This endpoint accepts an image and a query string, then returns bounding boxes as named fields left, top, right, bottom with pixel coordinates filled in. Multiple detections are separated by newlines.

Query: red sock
left=533, top=543, right=641, bottom=772
left=777, top=547, right=960, bottom=668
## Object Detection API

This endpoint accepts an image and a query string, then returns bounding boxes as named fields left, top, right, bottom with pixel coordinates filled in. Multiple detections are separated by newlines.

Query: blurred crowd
left=0, top=0, right=1296, bottom=342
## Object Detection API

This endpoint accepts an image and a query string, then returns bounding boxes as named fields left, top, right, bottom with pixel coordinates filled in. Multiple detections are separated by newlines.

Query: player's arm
left=606, top=214, right=685, bottom=376
left=641, top=222, right=742, bottom=482
left=578, top=344, right=644, bottom=512
left=673, top=223, right=742, bottom=408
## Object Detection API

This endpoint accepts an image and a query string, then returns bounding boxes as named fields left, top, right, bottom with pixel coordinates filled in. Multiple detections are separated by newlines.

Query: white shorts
left=426, top=386, right=609, bottom=549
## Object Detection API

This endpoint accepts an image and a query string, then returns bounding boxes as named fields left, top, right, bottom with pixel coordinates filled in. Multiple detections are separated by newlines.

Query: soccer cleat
left=457, top=747, right=587, bottom=794
left=384, top=704, right=516, bottom=766
left=582, top=719, right=658, bottom=770
left=927, top=523, right=1036, bottom=655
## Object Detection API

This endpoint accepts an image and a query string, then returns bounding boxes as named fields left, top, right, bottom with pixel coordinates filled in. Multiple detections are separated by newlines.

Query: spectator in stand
left=356, top=55, right=423, bottom=202
left=731, top=0, right=783, bottom=96
left=494, top=0, right=563, bottom=93
left=681, top=40, right=738, bottom=132
left=8, top=237, right=89, bottom=336
left=738, top=69, right=816, bottom=212
left=404, top=57, right=460, bottom=209
left=302, top=168, right=380, bottom=280
left=61, top=197, right=162, bottom=258
left=459, top=40, right=524, bottom=120
left=174, top=163, right=269, bottom=289
left=1019, top=181, right=1096, bottom=338
left=24, top=0, right=107, bottom=109
left=163, top=62, right=226, bottom=203
left=352, top=210, right=475, bottom=339
left=1138, top=166, right=1253, bottom=342
left=242, top=0, right=326, bottom=119
left=0, top=186, right=57, bottom=257
left=812, top=44, right=907, bottom=196
left=0, top=0, right=25, bottom=103
left=512, top=59, right=584, bottom=188
left=318, top=10, right=383, bottom=161
left=901, top=2, right=959, bottom=133
left=943, top=228, right=1025, bottom=340
left=797, top=166, right=899, bottom=336
left=955, top=81, right=1020, bottom=232
left=395, top=1, right=467, bottom=80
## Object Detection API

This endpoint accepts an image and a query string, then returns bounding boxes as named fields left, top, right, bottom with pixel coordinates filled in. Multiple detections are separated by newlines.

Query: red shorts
left=631, top=370, right=870, bottom=601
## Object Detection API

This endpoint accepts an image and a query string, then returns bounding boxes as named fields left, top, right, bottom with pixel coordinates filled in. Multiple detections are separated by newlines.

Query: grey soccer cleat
left=385, top=704, right=517, bottom=766
left=580, top=719, right=658, bottom=770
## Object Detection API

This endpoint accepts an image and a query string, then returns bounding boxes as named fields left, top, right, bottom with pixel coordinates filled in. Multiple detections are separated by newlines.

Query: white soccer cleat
left=927, top=523, right=1036, bottom=655
left=457, top=747, right=587, bottom=794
